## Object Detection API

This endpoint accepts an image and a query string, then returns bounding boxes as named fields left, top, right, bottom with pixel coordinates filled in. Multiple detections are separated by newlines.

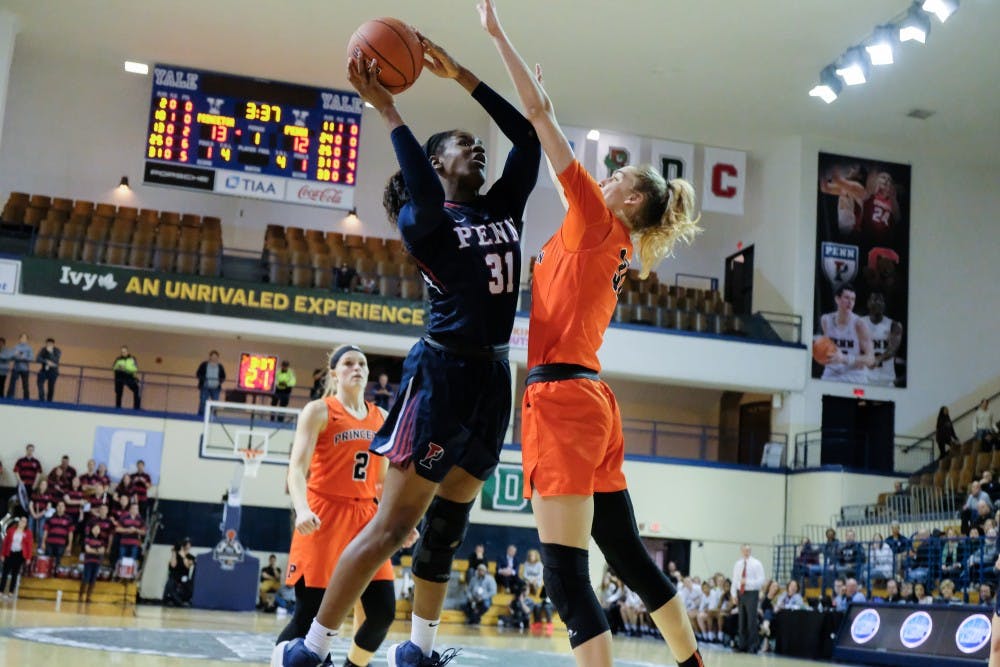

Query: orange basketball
left=812, top=336, right=838, bottom=365
left=347, top=18, right=424, bottom=94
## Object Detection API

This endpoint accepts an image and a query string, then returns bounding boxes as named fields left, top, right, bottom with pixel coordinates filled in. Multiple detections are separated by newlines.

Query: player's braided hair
left=627, top=166, right=702, bottom=279
left=383, top=130, right=459, bottom=224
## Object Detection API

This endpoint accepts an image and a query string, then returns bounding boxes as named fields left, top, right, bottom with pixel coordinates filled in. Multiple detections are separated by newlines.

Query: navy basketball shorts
left=370, top=338, right=511, bottom=484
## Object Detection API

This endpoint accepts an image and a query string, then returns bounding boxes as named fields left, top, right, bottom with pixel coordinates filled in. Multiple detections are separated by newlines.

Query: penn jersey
left=528, top=160, right=632, bottom=372
left=821, top=312, right=868, bottom=383
left=389, top=83, right=539, bottom=347
left=863, top=315, right=896, bottom=386
left=307, top=396, right=385, bottom=501
left=406, top=200, right=524, bottom=346
left=861, top=194, right=895, bottom=245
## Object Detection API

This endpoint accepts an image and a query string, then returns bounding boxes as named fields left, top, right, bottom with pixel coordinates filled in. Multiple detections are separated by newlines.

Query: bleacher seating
left=261, top=223, right=424, bottom=299
left=2, top=192, right=223, bottom=278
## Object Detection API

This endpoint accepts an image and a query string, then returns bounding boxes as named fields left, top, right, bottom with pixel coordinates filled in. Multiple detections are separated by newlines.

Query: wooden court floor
left=0, top=598, right=837, bottom=666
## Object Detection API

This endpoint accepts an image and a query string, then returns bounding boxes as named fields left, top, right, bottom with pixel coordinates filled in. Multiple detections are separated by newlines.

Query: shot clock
left=237, top=352, right=279, bottom=394
left=143, top=64, right=364, bottom=209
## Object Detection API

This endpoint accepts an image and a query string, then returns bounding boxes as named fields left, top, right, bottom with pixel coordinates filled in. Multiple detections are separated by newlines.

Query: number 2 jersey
left=308, top=396, right=384, bottom=501
left=390, top=83, right=540, bottom=347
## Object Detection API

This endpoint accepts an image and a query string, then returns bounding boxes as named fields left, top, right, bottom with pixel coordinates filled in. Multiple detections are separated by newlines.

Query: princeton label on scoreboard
left=143, top=64, right=363, bottom=209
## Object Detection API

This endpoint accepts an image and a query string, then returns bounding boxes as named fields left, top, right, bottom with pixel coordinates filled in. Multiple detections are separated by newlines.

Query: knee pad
left=592, top=491, right=676, bottom=611
left=540, top=543, right=609, bottom=648
left=353, top=580, right=396, bottom=652
left=411, top=497, right=474, bottom=583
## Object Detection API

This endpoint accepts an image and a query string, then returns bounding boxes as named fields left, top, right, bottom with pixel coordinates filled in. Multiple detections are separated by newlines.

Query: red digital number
left=293, top=136, right=310, bottom=153
left=211, top=125, right=228, bottom=142
left=168, top=99, right=177, bottom=110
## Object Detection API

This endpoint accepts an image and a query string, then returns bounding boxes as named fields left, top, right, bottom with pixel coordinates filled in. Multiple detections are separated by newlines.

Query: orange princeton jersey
left=528, top=160, right=632, bottom=372
left=306, top=396, right=385, bottom=500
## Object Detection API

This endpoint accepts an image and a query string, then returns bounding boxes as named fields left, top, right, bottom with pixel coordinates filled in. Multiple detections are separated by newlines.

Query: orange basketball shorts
left=285, top=491, right=394, bottom=588
left=521, top=378, right=627, bottom=498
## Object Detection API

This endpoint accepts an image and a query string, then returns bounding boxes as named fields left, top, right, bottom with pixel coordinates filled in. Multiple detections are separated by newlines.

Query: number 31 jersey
left=405, top=200, right=523, bottom=347
left=308, top=396, right=385, bottom=500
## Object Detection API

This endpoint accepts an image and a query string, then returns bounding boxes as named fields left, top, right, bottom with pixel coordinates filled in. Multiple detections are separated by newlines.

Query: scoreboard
left=236, top=352, right=278, bottom=394
left=143, top=64, right=364, bottom=210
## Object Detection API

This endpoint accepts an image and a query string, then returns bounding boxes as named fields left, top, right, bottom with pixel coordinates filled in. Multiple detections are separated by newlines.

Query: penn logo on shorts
left=419, top=443, right=446, bottom=469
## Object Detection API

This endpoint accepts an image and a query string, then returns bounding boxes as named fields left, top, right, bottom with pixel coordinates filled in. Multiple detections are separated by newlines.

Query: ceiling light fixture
left=835, top=48, right=870, bottom=86
left=865, top=25, right=897, bottom=65
left=922, top=0, right=959, bottom=22
left=809, top=65, right=843, bottom=104
left=124, top=61, right=149, bottom=75
left=586, top=129, right=600, bottom=141
left=899, top=4, right=932, bottom=42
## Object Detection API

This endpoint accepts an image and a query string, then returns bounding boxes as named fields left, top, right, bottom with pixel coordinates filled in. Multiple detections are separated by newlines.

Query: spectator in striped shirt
left=47, top=455, right=76, bottom=493
left=29, top=479, right=53, bottom=547
left=130, top=460, right=153, bottom=513
left=62, top=476, right=86, bottom=542
left=13, top=443, right=42, bottom=489
left=116, top=502, right=146, bottom=562
left=85, top=504, right=114, bottom=555
left=43, top=501, right=74, bottom=563
left=79, top=459, right=99, bottom=496
left=93, top=462, right=111, bottom=491
left=79, top=522, right=106, bottom=603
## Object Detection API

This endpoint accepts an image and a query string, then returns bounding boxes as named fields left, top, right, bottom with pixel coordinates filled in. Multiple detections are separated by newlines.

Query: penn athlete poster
left=813, top=152, right=911, bottom=388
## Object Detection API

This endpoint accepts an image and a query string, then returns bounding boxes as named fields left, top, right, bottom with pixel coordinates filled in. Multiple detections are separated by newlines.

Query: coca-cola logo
left=296, top=185, right=343, bottom=204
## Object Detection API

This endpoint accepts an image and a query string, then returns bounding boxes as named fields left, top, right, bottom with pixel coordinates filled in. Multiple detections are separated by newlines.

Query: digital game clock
left=142, top=64, right=364, bottom=209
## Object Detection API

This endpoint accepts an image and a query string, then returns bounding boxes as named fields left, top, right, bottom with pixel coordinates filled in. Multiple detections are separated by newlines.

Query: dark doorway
left=739, top=401, right=773, bottom=466
left=724, top=245, right=754, bottom=316
left=820, top=395, right=895, bottom=472
left=640, top=537, right=691, bottom=578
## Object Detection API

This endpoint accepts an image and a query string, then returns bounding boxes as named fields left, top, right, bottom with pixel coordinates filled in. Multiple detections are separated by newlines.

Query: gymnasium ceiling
left=3, top=0, right=999, bottom=166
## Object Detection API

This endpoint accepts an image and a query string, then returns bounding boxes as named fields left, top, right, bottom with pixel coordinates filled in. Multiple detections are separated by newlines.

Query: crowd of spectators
left=458, top=543, right=553, bottom=635
left=0, top=442, right=153, bottom=599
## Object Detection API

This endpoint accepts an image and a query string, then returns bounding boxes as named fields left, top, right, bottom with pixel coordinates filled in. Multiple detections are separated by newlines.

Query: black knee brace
left=592, top=490, right=676, bottom=611
left=541, top=543, right=609, bottom=648
left=353, top=580, right=396, bottom=652
left=411, top=496, right=474, bottom=583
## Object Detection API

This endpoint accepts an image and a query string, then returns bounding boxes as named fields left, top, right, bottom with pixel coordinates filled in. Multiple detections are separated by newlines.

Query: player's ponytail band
left=330, top=345, right=363, bottom=368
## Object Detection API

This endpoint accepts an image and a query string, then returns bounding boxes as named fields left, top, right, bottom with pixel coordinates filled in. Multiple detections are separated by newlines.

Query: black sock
left=678, top=648, right=704, bottom=667
left=342, top=660, right=361, bottom=667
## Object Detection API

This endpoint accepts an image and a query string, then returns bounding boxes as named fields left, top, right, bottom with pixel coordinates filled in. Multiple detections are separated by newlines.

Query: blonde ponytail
left=627, top=167, right=702, bottom=279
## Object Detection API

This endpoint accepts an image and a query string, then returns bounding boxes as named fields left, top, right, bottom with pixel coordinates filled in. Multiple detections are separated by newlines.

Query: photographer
left=163, top=538, right=194, bottom=606
left=497, top=582, right=534, bottom=630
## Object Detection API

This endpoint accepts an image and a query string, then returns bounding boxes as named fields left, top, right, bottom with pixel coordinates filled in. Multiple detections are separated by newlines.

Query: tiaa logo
left=955, top=614, right=991, bottom=654
left=899, top=611, right=933, bottom=648
left=850, top=608, right=881, bottom=644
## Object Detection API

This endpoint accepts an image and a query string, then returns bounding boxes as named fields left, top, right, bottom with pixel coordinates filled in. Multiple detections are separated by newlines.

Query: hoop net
left=239, top=448, right=265, bottom=478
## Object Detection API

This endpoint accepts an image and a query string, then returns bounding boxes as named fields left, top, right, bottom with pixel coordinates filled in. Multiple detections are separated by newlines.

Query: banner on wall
left=651, top=139, right=696, bottom=183
left=702, top=147, right=746, bottom=215
left=813, top=152, right=911, bottom=387
left=480, top=463, right=532, bottom=514
left=19, top=257, right=426, bottom=336
left=596, top=131, right=642, bottom=179
left=93, top=426, right=164, bottom=483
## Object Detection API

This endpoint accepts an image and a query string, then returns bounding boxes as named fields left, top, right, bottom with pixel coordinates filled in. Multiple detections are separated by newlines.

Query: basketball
left=812, top=336, right=838, bottom=364
left=347, top=18, right=424, bottom=94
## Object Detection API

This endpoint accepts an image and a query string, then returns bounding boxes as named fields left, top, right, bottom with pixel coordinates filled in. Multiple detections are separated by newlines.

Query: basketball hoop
left=238, top=448, right=265, bottom=478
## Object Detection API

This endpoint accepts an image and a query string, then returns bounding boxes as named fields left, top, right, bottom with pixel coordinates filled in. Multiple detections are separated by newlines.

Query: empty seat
left=175, top=251, right=198, bottom=275
left=56, top=236, right=83, bottom=260
left=80, top=241, right=103, bottom=264
left=159, top=211, right=180, bottom=225
left=29, top=194, right=51, bottom=208
left=23, top=207, right=46, bottom=226
left=95, top=202, right=117, bottom=218
left=51, top=197, right=73, bottom=212
left=613, top=303, right=633, bottom=323
left=180, top=213, right=201, bottom=227
left=378, top=275, right=400, bottom=297
left=104, top=243, right=129, bottom=266
left=198, top=253, right=220, bottom=277
left=399, top=278, right=422, bottom=300
left=138, top=209, right=160, bottom=224
left=117, top=206, right=138, bottom=220
left=33, top=236, right=57, bottom=258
